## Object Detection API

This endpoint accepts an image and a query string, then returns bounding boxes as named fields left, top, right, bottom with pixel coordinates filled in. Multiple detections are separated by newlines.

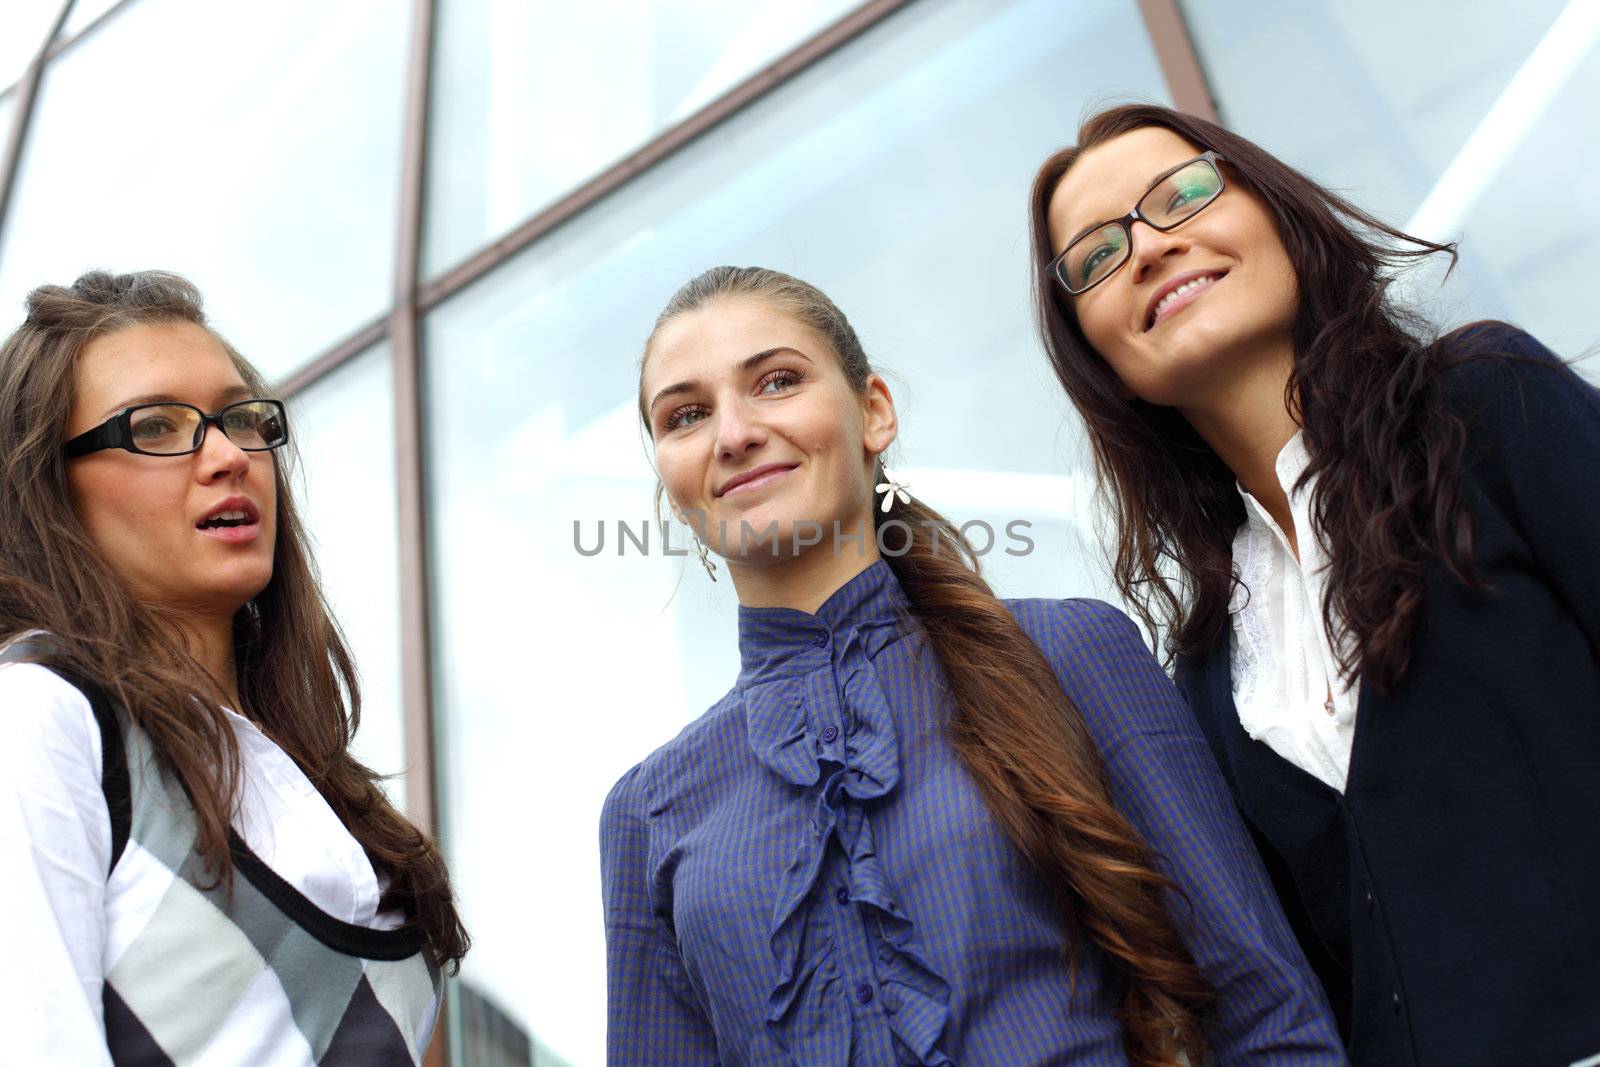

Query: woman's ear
left=862, top=373, right=899, bottom=458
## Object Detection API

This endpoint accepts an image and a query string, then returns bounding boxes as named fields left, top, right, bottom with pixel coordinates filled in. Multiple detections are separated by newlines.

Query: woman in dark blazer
left=1026, top=103, right=1600, bottom=1065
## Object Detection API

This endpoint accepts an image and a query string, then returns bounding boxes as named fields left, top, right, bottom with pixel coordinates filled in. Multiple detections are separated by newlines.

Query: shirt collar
left=1236, top=427, right=1312, bottom=527
left=736, top=559, right=907, bottom=685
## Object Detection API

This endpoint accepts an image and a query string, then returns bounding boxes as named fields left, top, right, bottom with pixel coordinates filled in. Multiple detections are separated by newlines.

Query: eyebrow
left=647, top=347, right=811, bottom=418
left=101, top=383, right=255, bottom=419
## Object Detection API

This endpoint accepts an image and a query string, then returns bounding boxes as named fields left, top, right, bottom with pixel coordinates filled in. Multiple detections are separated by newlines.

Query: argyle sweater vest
left=3, top=642, right=440, bottom=1065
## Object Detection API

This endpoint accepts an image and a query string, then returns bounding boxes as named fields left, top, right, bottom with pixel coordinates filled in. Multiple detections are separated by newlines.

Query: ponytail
left=877, top=469, right=1212, bottom=1065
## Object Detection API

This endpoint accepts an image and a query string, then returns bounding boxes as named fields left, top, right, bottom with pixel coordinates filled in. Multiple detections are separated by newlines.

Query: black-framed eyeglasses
left=1047, top=151, right=1227, bottom=296
left=62, top=398, right=289, bottom=459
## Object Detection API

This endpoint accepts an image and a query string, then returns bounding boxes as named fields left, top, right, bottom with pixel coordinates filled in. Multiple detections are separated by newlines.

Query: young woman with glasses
left=1029, top=103, right=1600, bottom=1065
left=601, top=265, right=1344, bottom=1065
left=0, top=271, right=467, bottom=1064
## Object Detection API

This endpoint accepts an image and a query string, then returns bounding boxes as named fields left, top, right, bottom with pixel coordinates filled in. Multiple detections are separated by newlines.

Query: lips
left=196, top=496, right=262, bottom=542
left=715, top=463, right=798, bottom=498
left=1144, top=270, right=1225, bottom=331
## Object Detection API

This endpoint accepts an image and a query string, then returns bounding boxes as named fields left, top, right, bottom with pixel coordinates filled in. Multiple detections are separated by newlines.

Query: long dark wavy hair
left=1029, top=103, right=1477, bottom=690
left=0, top=270, right=468, bottom=970
left=640, top=266, right=1214, bottom=1066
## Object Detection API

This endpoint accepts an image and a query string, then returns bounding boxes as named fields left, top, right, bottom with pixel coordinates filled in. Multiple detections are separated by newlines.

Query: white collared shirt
left=1229, top=430, right=1359, bottom=792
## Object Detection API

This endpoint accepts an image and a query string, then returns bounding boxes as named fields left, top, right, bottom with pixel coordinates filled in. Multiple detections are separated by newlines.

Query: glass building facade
left=2, top=2, right=1595, bottom=1063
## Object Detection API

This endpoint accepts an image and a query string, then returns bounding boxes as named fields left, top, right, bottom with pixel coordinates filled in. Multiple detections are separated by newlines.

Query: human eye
left=663, top=404, right=708, bottom=431
left=756, top=368, right=803, bottom=395
left=129, top=408, right=185, bottom=440
left=1068, top=225, right=1128, bottom=289
left=1078, top=243, right=1117, bottom=282
left=221, top=407, right=259, bottom=433
left=1158, top=162, right=1221, bottom=216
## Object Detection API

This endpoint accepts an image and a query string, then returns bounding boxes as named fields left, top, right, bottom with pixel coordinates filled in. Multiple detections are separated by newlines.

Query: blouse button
left=821, top=724, right=839, bottom=743
left=813, top=632, right=829, bottom=648
left=856, top=983, right=874, bottom=1005
left=835, top=886, right=850, bottom=906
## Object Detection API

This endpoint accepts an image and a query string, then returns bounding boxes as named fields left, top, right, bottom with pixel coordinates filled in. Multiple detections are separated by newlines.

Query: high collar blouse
left=601, top=562, right=1342, bottom=1065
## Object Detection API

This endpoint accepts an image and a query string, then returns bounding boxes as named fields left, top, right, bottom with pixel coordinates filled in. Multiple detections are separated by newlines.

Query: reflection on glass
left=1187, top=0, right=1600, bottom=368
left=0, top=4, right=59, bottom=92
left=287, top=342, right=406, bottom=809
left=425, top=0, right=1164, bottom=1060
left=0, top=0, right=411, bottom=379
left=425, top=0, right=860, bottom=274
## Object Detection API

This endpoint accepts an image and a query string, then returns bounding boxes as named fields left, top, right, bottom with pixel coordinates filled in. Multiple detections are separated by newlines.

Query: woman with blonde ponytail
left=601, top=266, right=1341, bottom=1064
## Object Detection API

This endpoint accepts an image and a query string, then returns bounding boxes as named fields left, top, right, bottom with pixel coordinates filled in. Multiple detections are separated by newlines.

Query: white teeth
left=1153, top=275, right=1219, bottom=319
left=216, top=510, right=247, bottom=521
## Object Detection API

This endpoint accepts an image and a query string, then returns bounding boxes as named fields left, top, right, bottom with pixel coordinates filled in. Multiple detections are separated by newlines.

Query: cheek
left=66, top=465, right=182, bottom=584
left=1074, top=298, right=1142, bottom=386
left=255, top=457, right=280, bottom=531
left=653, top=445, right=702, bottom=510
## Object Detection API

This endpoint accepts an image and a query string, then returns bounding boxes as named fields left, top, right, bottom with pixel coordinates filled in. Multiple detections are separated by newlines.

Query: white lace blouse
left=1229, top=431, right=1359, bottom=792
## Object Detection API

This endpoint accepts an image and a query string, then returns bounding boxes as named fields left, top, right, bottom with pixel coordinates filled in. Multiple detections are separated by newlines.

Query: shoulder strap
left=1, top=638, right=132, bottom=874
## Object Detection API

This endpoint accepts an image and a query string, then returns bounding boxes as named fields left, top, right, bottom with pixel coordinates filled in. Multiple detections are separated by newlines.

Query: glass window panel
left=425, top=0, right=1165, bottom=1060
left=425, top=0, right=861, bottom=275
left=1186, top=0, right=1600, bottom=373
left=287, top=342, right=406, bottom=809
left=0, top=2, right=60, bottom=91
left=0, top=0, right=411, bottom=380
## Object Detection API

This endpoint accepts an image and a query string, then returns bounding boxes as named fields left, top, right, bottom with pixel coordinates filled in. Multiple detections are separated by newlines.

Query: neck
left=1177, top=341, right=1302, bottom=551
left=727, top=515, right=884, bottom=614
left=178, top=612, right=242, bottom=711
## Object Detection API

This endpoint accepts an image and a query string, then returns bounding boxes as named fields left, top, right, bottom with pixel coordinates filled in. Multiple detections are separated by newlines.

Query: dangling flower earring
left=875, top=464, right=913, bottom=513
left=691, top=531, right=718, bottom=582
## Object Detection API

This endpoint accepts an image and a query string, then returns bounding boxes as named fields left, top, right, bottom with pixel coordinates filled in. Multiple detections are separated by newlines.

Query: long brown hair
left=1029, top=104, right=1473, bottom=689
left=0, top=270, right=468, bottom=971
left=641, top=266, right=1212, bottom=1065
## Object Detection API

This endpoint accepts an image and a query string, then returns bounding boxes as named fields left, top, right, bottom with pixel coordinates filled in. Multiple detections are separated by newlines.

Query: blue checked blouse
left=600, top=561, right=1344, bottom=1064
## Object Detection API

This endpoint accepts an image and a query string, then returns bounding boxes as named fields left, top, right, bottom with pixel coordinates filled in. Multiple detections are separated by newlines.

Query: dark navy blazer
left=1176, top=325, right=1600, bottom=1066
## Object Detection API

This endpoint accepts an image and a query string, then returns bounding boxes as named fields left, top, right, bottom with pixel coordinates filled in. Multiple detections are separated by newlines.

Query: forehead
left=75, top=321, right=244, bottom=411
left=643, top=294, right=829, bottom=392
left=1047, top=126, right=1205, bottom=247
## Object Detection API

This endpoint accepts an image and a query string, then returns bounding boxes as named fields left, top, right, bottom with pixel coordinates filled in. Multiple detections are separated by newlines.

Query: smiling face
left=65, top=320, right=278, bottom=618
left=1047, top=126, right=1299, bottom=409
left=642, top=295, right=896, bottom=564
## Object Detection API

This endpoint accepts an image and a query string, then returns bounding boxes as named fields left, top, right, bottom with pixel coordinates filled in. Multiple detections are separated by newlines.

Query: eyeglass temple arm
left=61, top=417, right=129, bottom=459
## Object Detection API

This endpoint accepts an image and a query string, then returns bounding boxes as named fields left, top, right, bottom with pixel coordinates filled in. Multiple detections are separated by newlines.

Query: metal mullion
left=1136, top=0, right=1219, bottom=122
left=392, top=0, right=435, bottom=849
left=0, top=1, right=74, bottom=252
left=389, top=0, right=444, bottom=1064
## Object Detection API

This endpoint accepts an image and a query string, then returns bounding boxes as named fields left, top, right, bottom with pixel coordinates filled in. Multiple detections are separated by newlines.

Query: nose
left=195, top=421, right=253, bottom=483
left=1126, top=220, right=1189, bottom=284
left=713, top=399, right=767, bottom=461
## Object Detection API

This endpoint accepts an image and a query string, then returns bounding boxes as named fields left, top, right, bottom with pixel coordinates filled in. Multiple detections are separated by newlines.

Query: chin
left=212, top=568, right=275, bottom=612
left=711, top=509, right=842, bottom=563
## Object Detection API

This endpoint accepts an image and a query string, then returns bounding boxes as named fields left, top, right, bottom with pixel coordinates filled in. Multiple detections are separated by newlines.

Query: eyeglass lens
left=1060, top=157, right=1223, bottom=293
left=128, top=401, right=287, bottom=455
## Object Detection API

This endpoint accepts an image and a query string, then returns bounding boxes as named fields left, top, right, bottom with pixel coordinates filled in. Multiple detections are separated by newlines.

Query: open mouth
left=197, top=510, right=254, bottom=530
left=1146, top=271, right=1225, bottom=331
left=196, top=498, right=261, bottom=533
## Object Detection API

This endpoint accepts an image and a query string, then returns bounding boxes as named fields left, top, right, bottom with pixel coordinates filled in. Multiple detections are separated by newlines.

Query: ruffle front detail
left=738, top=563, right=953, bottom=1065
